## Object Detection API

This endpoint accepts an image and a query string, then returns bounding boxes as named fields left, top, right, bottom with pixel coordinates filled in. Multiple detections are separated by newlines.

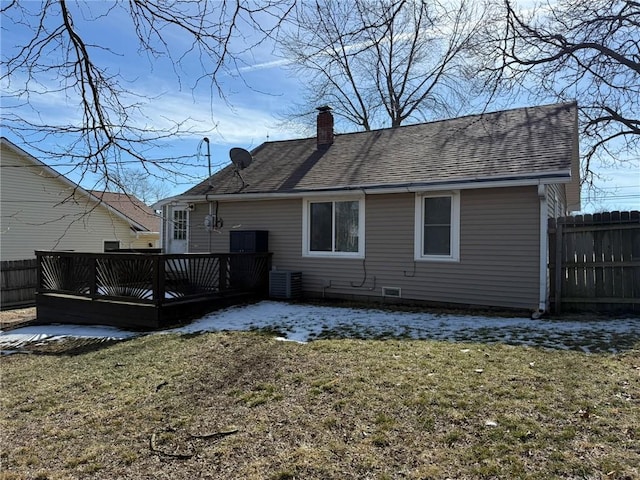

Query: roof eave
left=169, top=171, right=572, bottom=203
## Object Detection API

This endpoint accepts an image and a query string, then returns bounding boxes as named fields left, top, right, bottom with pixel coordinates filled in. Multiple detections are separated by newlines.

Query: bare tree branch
left=277, top=0, right=487, bottom=132
left=1, top=0, right=295, bottom=196
left=476, top=0, right=639, bottom=185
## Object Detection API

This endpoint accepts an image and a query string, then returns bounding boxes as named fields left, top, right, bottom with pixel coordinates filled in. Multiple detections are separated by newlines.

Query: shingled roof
left=182, top=102, right=579, bottom=198
left=89, top=191, right=160, bottom=232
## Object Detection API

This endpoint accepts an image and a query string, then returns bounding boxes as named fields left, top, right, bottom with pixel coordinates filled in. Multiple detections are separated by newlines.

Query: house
left=87, top=191, right=161, bottom=250
left=0, top=137, right=160, bottom=261
left=156, top=103, right=580, bottom=313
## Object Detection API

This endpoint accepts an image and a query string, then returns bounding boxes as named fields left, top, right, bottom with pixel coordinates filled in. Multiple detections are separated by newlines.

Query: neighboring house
left=0, top=137, right=160, bottom=261
left=157, top=103, right=580, bottom=313
left=88, top=191, right=160, bottom=249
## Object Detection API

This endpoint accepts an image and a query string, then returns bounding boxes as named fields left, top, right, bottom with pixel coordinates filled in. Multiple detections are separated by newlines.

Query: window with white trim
left=303, top=197, right=364, bottom=257
left=415, top=192, right=460, bottom=261
left=173, top=209, right=187, bottom=240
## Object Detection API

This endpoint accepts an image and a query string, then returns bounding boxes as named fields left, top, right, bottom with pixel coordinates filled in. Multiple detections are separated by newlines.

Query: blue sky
left=1, top=1, right=638, bottom=212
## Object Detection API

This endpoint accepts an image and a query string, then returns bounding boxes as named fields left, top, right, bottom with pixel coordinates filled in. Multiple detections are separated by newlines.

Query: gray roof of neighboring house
left=182, top=102, right=579, bottom=197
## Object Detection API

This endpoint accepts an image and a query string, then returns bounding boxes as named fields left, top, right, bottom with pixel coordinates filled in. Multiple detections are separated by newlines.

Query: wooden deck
left=35, top=251, right=272, bottom=330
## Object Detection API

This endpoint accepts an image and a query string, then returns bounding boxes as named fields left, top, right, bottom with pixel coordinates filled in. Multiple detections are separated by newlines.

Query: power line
left=591, top=185, right=640, bottom=190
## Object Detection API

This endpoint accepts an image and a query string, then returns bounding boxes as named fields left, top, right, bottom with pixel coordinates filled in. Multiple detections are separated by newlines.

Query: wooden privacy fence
left=549, top=211, right=640, bottom=313
left=1, top=259, right=38, bottom=309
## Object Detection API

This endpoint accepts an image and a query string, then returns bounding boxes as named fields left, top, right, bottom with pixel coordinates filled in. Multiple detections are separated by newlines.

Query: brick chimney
left=316, top=105, right=334, bottom=149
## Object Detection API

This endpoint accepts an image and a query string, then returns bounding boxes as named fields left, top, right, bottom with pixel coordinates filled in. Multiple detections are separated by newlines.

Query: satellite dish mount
left=229, top=147, right=253, bottom=191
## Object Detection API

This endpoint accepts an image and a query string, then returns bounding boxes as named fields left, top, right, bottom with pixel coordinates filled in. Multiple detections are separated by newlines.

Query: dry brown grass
left=1, top=331, right=638, bottom=479
left=0, top=308, right=36, bottom=330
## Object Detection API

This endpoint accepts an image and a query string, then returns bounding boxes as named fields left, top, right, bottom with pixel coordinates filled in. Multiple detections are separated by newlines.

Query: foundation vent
left=382, top=287, right=401, bottom=298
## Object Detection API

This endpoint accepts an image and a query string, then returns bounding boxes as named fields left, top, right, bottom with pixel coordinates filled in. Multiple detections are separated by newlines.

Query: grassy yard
left=1, top=330, right=638, bottom=479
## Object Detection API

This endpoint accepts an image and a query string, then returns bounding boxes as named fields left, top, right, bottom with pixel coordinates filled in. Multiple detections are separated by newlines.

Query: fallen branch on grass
left=155, top=380, right=168, bottom=392
left=190, top=427, right=239, bottom=439
left=149, top=428, right=239, bottom=459
left=149, top=433, right=195, bottom=459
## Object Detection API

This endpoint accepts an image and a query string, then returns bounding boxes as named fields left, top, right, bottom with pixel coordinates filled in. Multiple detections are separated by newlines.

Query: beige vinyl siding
left=188, top=200, right=366, bottom=295
left=189, top=200, right=300, bottom=256
left=364, top=188, right=539, bottom=309
left=188, top=186, right=540, bottom=310
left=1, top=143, right=140, bottom=260
left=546, top=183, right=567, bottom=218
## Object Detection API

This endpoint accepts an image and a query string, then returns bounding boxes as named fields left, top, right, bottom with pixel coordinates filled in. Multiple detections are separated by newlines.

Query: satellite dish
left=229, top=147, right=253, bottom=170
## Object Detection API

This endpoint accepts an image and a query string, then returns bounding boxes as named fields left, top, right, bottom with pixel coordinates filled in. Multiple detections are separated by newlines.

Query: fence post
left=553, top=219, right=564, bottom=314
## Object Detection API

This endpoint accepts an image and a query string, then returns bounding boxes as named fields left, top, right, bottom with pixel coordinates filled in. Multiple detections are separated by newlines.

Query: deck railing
left=35, top=251, right=272, bottom=306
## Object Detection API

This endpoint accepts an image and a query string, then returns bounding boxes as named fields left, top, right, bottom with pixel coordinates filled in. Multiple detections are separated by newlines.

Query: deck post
left=219, top=254, right=228, bottom=291
left=35, top=251, right=43, bottom=294
left=153, top=255, right=166, bottom=305
left=89, top=255, right=97, bottom=297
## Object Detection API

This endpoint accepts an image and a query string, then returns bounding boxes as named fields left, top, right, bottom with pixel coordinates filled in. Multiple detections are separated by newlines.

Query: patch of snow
left=274, top=336, right=307, bottom=344
left=1, top=301, right=638, bottom=353
left=0, top=324, right=136, bottom=350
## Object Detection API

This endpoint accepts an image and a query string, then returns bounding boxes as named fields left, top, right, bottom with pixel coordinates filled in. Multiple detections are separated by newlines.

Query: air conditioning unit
left=269, top=270, right=302, bottom=299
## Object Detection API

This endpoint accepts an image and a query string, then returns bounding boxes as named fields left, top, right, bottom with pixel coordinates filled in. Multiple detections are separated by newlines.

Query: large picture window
left=415, top=192, right=460, bottom=261
left=303, top=197, right=364, bottom=257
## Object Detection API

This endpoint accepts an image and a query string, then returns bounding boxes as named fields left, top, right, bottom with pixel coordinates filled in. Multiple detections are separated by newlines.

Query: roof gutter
left=155, top=171, right=571, bottom=205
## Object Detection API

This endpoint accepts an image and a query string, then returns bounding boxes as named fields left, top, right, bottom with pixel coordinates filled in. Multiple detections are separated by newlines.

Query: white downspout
left=160, top=204, right=168, bottom=252
left=535, top=184, right=548, bottom=317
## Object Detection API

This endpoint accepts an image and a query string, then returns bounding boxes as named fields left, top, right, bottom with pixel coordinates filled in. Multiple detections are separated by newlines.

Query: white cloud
left=2, top=69, right=302, bottom=148
left=237, top=58, right=292, bottom=73
left=140, top=90, right=301, bottom=146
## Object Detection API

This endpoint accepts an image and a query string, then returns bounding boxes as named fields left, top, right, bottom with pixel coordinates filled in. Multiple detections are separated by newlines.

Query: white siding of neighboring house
left=0, top=142, right=142, bottom=260
left=130, top=235, right=160, bottom=250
